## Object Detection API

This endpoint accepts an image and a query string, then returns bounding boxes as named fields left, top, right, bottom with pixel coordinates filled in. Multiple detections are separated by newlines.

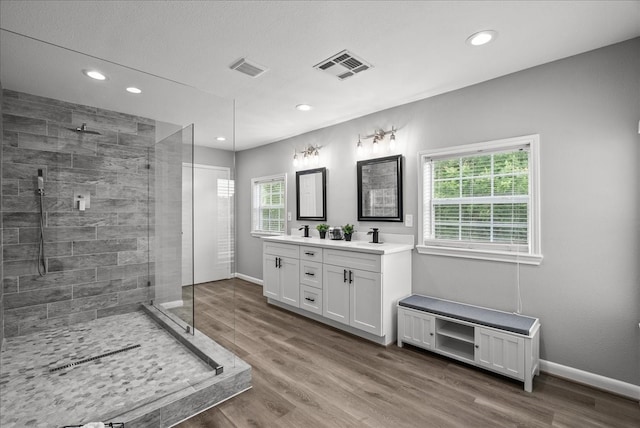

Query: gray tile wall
left=1, top=90, right=155, bottom=337
left=1, top=81, right=5, bottom=348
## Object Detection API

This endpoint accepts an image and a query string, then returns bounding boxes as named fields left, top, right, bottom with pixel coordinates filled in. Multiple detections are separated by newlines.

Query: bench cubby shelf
left=397, top=295, right=540, bottom=392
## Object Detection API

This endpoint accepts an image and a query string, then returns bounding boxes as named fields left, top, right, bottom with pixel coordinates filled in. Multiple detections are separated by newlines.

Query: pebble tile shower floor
left=0, top=311, right=214, bottom=427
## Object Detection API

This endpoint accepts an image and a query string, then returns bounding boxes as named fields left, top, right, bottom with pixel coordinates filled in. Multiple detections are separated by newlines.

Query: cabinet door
left=399, top=308, right=435, bottom=349
left=263, top=253, right=280, bottom=300
left=323, top=264, right=350, bottom=325
left=279, top=257, right=300, bottom=307
left=350, top=269, right=382, bottom=335
left=475, top=328, right=525, bottom=380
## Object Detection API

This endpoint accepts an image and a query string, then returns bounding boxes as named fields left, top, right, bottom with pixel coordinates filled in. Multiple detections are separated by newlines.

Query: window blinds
left=424, top=147, right=530, bottom=249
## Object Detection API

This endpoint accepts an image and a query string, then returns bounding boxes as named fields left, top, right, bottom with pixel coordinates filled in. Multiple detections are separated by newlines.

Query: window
left=418, top=135, right=542, bottom=265
left=251, top=174, right=287, bottom=236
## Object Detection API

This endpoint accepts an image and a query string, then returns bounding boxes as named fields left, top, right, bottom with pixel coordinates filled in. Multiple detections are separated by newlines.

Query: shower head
left=67, top=123, right=101, bottom=135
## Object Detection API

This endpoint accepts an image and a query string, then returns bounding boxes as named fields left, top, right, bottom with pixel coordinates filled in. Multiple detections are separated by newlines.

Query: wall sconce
left=356, top=127, right=397, bottom=155
left=293, top=145, right=321, bottom=167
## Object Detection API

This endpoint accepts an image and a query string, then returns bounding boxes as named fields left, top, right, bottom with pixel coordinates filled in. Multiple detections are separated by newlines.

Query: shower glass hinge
left=146, top=164, right=151, bottom=169
left=147, top=281, right=151, bottom=287
left=215, top=365, right=224, bottom=375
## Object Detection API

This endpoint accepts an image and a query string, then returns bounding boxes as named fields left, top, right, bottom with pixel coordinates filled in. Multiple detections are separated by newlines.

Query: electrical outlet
left=287, top=212, right=292, bottom=221
left=405, top=214, right=413, bottom=227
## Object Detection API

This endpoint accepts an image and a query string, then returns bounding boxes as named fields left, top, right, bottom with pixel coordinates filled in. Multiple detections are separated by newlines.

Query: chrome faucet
left=299, top=225, right=310, bottom=237
left=367, top=228, right=380, bottom=243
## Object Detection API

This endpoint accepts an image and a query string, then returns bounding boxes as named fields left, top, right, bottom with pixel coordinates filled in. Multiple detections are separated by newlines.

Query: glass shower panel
left=154, top=124, right=195, bottom=329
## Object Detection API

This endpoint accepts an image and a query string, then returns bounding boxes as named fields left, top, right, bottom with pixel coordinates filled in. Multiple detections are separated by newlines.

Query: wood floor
left=176, top=279, right=639, bottom=427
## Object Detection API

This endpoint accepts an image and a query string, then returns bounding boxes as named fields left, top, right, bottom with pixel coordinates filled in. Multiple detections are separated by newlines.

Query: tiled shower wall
left=1, top=90, right=155, bottom=338
left=1, top=82, right=5, bottom=347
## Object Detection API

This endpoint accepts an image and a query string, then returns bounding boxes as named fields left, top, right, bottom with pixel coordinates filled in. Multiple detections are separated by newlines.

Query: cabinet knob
left=430, top=333, right=434, bottom=336
left=475, top=345, right=479, bottom=349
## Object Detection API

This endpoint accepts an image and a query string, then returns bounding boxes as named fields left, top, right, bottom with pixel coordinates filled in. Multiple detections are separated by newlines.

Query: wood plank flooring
left=176, top=279, right=639, bottom=427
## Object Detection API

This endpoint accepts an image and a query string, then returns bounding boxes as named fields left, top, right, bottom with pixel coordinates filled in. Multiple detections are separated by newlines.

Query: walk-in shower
left=0, top=29, right=246, bottom=427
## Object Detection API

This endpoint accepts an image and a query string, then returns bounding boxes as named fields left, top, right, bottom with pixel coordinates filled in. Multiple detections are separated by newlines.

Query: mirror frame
left=296, top=167, right=327, bottom=221
left=357, top=155, right=403, bottom=222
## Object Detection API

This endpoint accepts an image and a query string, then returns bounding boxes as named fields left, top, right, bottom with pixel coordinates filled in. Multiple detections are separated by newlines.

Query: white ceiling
left=1, top=0, right=639, bottom=151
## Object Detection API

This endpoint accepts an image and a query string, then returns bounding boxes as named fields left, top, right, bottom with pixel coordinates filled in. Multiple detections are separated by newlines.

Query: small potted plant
left=316, top=223, right=329, bottom=239
left=342, top=223, right=354, bottom=241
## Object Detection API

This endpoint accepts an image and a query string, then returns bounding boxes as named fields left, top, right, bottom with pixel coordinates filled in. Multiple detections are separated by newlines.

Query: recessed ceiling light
left=82, top=69, right=107, bottom=80
left=216, top=136, right=226, bottom=142
left=126, top=87, right=142, bottom=94
left=466, top=30, right=498, bottom=46
left=296, top=104, right=312, bottom=111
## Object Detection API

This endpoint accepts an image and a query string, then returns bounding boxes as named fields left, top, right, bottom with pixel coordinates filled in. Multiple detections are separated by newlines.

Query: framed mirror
left=296, top=167, right=327, bottom=221
left=357, top=155, right=403, bottom=222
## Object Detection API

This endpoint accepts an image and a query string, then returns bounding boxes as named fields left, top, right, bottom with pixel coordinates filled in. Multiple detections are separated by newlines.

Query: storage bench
left=397, top=294, right=540, bottom=392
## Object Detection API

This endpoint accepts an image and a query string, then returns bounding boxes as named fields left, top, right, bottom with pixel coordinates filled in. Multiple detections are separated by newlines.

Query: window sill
left=416, top=245, right=543, bottom=265
left=251, top=231, right=284, bottom=238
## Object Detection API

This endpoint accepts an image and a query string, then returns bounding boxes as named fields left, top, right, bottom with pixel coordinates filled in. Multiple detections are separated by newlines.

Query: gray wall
left=1, top=90, right=155, bottom=337
left=184, top=144, right=235, bottom=168
left=236, top=38, right=640, bottom=385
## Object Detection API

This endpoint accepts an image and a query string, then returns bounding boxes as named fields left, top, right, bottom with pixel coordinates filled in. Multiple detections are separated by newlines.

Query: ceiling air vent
left=313, top=50, right=373, bottom=80
left=229, top=58, right=268, bottom=78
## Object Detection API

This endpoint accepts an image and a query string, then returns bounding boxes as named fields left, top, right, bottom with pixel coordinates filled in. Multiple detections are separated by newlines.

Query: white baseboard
left=540, top=360, right=640, bottom=401
left=234, top=272, right=262, bottom=286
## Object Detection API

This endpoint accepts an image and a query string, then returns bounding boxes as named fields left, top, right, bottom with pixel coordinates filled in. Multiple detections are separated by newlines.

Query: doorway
left=182, top=163, right=232, bottom=285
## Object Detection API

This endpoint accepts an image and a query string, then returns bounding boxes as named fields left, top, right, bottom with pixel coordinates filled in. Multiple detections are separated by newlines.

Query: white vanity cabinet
left=262, top=235, right=412, bottom=345
left=262, top=242, right=300, bottom=307
left=323, top=249, right=382, bottom=336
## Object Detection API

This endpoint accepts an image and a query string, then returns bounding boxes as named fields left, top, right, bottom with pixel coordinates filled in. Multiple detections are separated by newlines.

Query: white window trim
left=416, top=134, right=542, bottom=265
left=251, top=173, right=287, bottom=237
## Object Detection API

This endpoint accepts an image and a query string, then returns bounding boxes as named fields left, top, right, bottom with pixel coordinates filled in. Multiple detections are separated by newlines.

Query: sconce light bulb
left=372, top=139, right=379, bottom=153
left=303, top=153, right=309, bottom=166
left=293, top=153, right=299, bottom=167
left=389, top=134, right=396, bottom=151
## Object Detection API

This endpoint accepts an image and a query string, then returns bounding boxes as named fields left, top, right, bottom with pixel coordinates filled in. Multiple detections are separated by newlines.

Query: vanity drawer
left=300, top=246, right=323, bottom=261
left=300, top=260, right=323, bottom=289
left=263, top=242, right=299, bottom=259
left=323, top=248, right=381, bottom=272
left=300, top=284, right=322, bottom=315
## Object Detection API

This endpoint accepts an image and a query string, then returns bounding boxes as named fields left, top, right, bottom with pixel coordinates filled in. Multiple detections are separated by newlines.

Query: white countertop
left=262, top=233, right=414, bottom=255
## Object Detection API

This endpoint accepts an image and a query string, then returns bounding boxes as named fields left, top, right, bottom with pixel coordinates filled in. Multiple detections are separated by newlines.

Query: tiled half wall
left=1, top=90, right=156, bottom=337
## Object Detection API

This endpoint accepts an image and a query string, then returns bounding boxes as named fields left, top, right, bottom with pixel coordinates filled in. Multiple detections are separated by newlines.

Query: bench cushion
left=399, top=294, right=537, bottom=336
